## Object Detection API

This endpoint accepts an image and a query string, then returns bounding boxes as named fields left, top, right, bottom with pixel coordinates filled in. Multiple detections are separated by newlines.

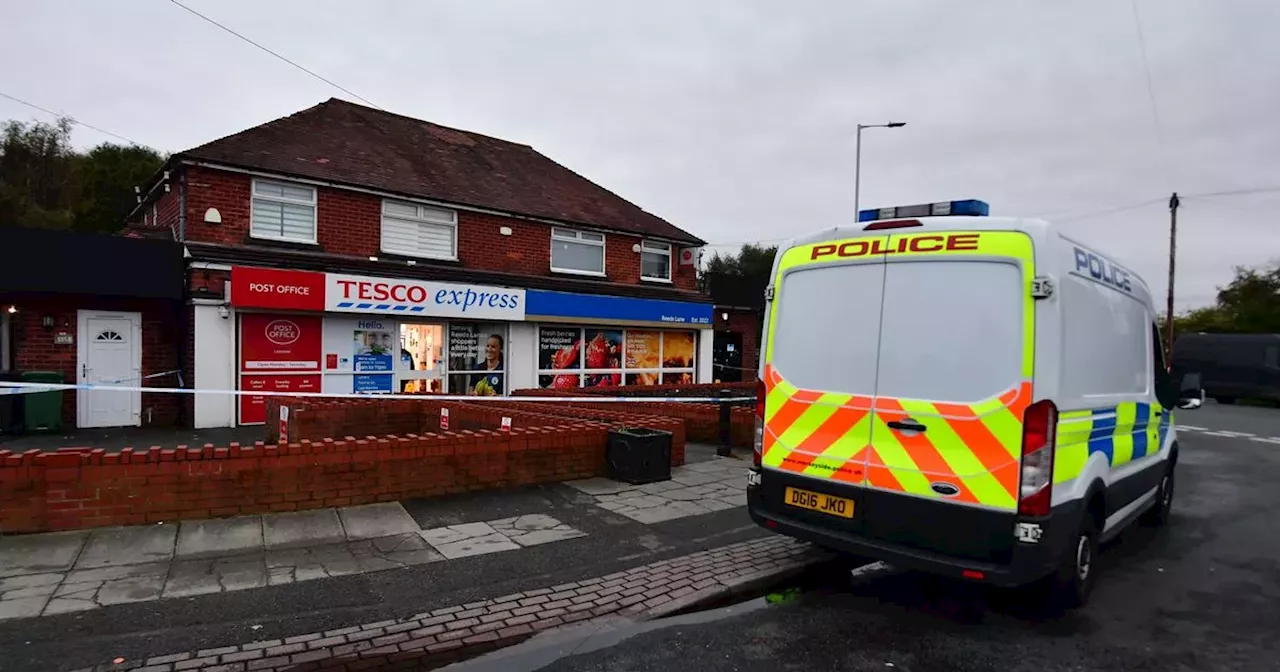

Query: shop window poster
left=584, top=330, right=622, bottom=369
left=662, top=331, right=696, bottom=368
left=626, top=372, right=660, bottom=386
left=624, top=331, right=661, bottom=369
left=353, top=322, right=394, bottom=372
left=538, top=327, right=582, bottom=371
left=353, top=373, right=393, bottom=394
left=539, top=373, right=581, bottom=389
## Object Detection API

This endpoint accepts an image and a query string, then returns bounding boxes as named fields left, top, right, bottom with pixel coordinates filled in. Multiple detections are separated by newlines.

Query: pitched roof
left=178, top=98, right=703, bottom=244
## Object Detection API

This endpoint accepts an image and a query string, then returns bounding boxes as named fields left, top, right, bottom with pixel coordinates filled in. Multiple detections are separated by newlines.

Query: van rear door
left=861, top=230, right=1034, bottom=562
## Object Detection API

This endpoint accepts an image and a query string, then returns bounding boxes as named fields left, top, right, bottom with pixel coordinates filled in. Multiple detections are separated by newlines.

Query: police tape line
left=0, top=381, right=753, bottom=404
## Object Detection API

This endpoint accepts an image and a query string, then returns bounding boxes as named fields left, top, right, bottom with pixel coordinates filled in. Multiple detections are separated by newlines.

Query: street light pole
left=854, top=121, right=906, bottom=218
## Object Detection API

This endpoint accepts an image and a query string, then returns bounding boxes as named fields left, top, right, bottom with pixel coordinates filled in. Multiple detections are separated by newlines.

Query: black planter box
left=606, top=427, right=673, bottom=485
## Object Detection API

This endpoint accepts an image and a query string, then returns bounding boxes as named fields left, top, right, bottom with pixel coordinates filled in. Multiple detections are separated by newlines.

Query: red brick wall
left=714, top=309, right=762, bottom=378
left=0, top=426, right=608, bottom=533
left=176, top=165, right=698, bottom=290
left=266, top=397, right=687, bottom=466
left=10, top=296, right=184, bottom=429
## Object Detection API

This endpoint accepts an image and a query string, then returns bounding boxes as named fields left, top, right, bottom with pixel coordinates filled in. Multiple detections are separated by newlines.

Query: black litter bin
left=606, top=427, right=673, bottom=485
left=0, top=371, right=23, bottom=437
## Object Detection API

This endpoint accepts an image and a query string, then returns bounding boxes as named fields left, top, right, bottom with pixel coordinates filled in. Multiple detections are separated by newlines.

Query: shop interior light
left=858, top=199, right=990, bottom=222
left=5, top=306, right=15, bottom=314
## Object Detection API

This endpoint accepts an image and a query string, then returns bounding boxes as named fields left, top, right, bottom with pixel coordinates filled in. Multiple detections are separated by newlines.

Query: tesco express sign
left=325, top=272, right=525, bottom=320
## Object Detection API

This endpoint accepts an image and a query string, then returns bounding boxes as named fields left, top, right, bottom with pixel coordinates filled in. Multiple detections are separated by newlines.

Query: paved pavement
left=0, top=445, right=767, bottom=671
left=463, top=416, right=1280, bottom=672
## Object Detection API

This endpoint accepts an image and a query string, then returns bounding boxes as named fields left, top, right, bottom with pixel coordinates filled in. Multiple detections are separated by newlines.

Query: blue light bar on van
left=857, top=199, right=990, bottom=222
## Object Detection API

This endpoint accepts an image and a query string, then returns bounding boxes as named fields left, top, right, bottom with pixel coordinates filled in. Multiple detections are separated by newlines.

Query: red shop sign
left=240, top=313, right=322, bottom=372
left=231, top=266, right=326, bottom=311
left=239, top=374, right=321, bottom=425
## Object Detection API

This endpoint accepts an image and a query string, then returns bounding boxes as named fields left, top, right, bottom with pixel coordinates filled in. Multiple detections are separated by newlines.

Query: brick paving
left=78, top=536, right=830, bottom=672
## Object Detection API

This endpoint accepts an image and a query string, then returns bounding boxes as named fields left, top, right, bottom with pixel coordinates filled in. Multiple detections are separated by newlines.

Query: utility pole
left=1165, top=191, right=1180, bottom=367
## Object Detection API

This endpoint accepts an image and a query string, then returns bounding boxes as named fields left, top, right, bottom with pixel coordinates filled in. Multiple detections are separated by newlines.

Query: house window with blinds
left=381, top=200, right=458, bottom=260
left=250, top=179, right=317, bottom=243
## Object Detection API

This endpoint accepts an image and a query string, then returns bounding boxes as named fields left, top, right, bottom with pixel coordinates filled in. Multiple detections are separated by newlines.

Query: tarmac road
left=525, top=419, right=1280, bottom=672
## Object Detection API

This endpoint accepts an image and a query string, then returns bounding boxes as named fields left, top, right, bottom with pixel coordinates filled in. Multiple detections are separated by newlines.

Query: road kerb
left=75, top=535, right=832, bottom=672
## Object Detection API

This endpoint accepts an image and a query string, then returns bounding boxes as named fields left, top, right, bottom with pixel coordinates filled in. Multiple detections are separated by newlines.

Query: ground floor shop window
left=447, top=322, right=506, bottom=396
left=537, top=326, right=696, bottom=389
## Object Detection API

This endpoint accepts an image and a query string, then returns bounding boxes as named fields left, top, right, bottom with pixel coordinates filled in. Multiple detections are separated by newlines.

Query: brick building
left=705, top=271, right=766, bottom=383
left=122, top=98, right=712, bottom=428
left=0, top=226, right=185, bottom=433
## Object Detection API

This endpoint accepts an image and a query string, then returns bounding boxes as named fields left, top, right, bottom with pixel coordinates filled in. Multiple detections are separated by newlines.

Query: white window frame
left=380, top=199, right=459, bottom=261
left=535, top=326, right=697, bottom=388
left=250, top=178, right=317, bottom=244
left=640, top=240, right=673, bottom=283
left=550, top=227, right=607, bottom=277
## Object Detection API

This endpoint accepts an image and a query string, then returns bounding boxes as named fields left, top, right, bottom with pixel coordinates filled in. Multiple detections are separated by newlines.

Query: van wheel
left=1047, top=514, right=1099, bottom=609
left=1142, top=465, right=1175, bottom=526
left=1214, top=396, right=1236, bottom=405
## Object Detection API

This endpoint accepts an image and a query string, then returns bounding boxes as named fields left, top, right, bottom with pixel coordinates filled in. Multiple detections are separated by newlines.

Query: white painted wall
left=508, top=322, right=536, bottom=392
left=698, top=328, right=714, bottom=383
left=193, top=304, right=236, bottom=428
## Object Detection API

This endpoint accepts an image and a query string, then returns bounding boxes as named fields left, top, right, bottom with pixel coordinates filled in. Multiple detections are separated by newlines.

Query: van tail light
left=753, top=378, right=765, bottom=467
left=1018, top=399, right=1057, bottom=517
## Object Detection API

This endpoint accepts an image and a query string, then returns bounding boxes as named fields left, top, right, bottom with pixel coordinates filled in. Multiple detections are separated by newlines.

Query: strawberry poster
left=538, top=327, right=582, bottom=389
left=583, top=330, right=622, bottom=387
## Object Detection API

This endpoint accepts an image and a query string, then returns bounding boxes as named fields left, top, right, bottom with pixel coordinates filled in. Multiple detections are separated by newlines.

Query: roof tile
left=179, top=99, right=703, bottom=244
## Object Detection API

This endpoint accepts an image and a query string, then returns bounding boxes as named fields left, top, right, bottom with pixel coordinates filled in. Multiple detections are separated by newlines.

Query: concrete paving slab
left=489, top=515, right=587, bottom=547
left=164, top=558, right=267, bottom=598
left=261, top=509, right=345, bottom=550
left=175, top=516, right=264, bottom=559
left=0, top=530, right=89, bottom=578
left=96, top=575, right=166, bottom=606
left=337, top=503, right=420, bottom=541
left=64, top=561, right=168, bottom=584
left=41, top=596, right=97, bottom=615
left=564, top=477, right=636, bottom=496
left=76, top=525, right=177, bottom=569
left=0, top=596, right=48, bottom=620
left=420, top=523, right=520, bottom=559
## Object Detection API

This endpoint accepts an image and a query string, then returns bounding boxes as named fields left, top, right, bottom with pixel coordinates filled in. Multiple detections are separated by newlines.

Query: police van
left=746, top=199, right=1204, bottom=607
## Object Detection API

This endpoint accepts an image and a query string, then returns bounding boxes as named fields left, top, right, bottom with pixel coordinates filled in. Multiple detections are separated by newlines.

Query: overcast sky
left=4, top=0, right=1278, bottom=310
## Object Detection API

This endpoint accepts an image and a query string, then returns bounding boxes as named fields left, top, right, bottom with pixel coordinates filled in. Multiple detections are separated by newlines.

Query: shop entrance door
left=712, top=331, right=744, bottom=383
left=398, top=323, right=444, bottom=393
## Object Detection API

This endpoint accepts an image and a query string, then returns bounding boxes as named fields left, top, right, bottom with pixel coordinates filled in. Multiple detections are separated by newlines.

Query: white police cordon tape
left=0, top=381, right=752, bottom=404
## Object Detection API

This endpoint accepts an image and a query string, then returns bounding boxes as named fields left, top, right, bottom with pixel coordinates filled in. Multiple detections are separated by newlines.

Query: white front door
left=77, top=310, right=142, bottom=428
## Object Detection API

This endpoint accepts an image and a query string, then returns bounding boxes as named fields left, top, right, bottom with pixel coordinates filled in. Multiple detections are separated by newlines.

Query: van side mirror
left=1176, top=372, right=1204, bottom=410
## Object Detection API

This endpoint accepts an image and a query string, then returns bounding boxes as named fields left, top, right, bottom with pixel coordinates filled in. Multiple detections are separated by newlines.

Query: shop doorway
left=712, top=331, right=744, bottom=383
left=77, top=310, right=142, bottom=428
left=398, top=323, right=444, bottom=393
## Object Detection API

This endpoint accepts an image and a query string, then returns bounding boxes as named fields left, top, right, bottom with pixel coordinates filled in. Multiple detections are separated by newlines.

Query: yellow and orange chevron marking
left=762, top=364, right=1031, bottom=510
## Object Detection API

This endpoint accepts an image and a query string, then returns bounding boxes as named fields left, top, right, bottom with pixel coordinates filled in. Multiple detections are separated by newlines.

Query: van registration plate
left=784, top=487, right=854, bottom=519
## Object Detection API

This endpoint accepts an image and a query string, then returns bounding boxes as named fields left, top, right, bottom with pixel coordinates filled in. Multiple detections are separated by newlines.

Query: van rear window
left=875, top=260, right=1024, bottom=402
left=770, top=262, right=884, bottom=396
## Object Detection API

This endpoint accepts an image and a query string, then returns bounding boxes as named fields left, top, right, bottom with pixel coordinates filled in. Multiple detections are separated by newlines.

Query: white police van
left=746, top=199, right=1203, bottom=607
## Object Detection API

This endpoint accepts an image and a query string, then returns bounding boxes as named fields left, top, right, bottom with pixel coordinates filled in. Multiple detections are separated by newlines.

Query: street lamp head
left=887, top=121, right=906, bottom=128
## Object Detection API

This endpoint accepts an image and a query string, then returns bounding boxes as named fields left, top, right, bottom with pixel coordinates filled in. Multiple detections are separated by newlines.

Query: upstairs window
left=381, top=200, right=457, bottom=260
left=641, top=240, right=672, bottom=281
left=551, top=227, right=605, bottom=276
left=251, top=179, right=317, bottom=243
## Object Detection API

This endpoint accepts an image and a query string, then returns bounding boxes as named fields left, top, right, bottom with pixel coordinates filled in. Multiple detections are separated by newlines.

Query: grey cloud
left=3, top=0, right=1277, bottom=310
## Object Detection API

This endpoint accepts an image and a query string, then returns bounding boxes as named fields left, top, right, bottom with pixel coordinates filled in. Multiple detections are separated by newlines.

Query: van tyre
left=1142, top=464, right=1175, bottom=526
left=1047, top=514, right=1099, bottom=610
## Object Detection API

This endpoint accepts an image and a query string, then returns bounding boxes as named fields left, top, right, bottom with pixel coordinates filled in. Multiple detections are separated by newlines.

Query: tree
left=73, top=143, right=164, bottom=234
left=703, top=243, right=777, bottom=282
left=0, top=118, right=78, bottom=230
left=1169, top=261, right=1280, bottom=336
left=0, top=117, right=164, bottom=234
